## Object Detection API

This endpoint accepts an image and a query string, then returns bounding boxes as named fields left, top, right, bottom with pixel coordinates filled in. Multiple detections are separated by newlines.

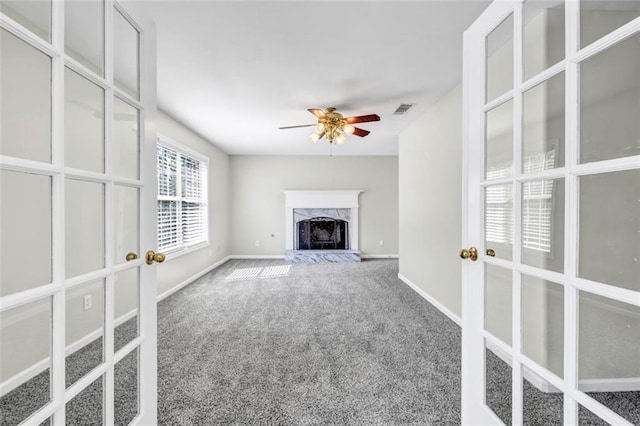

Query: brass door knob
left=459, top=247, right=478, bottom=261
left=146, top=250, right=166, bottom=265
left=486, top=248, right=496, bottom=257
left=125, top=252, right=138, bottom=262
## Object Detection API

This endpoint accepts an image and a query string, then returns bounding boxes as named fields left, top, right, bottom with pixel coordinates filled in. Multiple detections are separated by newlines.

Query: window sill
left=163, top=241, right=210, bottom=262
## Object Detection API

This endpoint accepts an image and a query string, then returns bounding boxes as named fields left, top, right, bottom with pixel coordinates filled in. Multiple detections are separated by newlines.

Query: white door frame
left=461, top=3, right=516, bottom=423
left=0, top=1, right=157, bottom=424
left=462, top=1, right=640, bottom=424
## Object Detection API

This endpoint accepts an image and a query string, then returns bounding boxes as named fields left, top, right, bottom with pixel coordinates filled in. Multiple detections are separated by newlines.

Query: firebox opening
left=297, top=217, right=349, bottom=250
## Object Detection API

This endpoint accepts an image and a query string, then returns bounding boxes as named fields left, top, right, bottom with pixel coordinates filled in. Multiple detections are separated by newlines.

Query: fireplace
left=283, top=190, right=362, bottom=262
left=297, top=217, right=348, bottom=250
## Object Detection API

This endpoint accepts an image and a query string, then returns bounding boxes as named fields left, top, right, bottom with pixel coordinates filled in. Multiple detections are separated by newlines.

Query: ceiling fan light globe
left=310, top=133, right=320, bottom=143
left=336, top=133, right=346, bottom=144
left=314, top=123, right=325, bottom=134
left=343, top=124, right=355, bottom=135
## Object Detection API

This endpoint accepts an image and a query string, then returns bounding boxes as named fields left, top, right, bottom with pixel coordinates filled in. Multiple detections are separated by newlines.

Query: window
left=156, top=139, right=208, bottom=253
left=486, top=148, right=557, bottom=253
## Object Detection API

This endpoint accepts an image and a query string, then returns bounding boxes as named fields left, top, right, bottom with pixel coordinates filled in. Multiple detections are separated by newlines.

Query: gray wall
left=156, top=111, right=231, bottom=297
left=398, top=84, right=463, bottom=318
left=229, top=155, right=399, bottom=256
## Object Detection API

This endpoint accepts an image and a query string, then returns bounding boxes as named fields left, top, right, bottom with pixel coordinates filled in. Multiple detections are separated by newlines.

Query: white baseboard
left=229, top=254, right=399, bottom=260
left=579, top=377, right=640, bottom=392
left=157, top=255, right=231, bottom=302
left=0, top=357, right=49, bottom=398
left=228, top=255, right=285, bottom=260
left=397, top=273, right=462, bottom=326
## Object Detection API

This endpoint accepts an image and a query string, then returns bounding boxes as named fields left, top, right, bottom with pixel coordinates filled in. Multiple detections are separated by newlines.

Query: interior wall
left=155, top=111, right=231, bottom=297
left=229, top=155, right=398, bottom=256
left=398, top=84, right=463, bottom=318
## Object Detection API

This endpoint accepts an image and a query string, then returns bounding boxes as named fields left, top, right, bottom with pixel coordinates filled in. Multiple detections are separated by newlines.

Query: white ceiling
left=124, top=1, right=490, bottom=156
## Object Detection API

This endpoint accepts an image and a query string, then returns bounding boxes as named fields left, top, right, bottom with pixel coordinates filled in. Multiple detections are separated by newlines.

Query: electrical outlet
left=83, top=295, right=92, bottom=311
left=379, top=239, right=384, bottom=246
left=255, top=240, right=261, bottom=247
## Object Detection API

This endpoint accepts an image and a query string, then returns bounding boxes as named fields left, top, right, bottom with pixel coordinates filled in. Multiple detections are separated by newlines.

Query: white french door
left=462, top=0, right=639, bottom=424
left=0, top=1, right=158, bottom=424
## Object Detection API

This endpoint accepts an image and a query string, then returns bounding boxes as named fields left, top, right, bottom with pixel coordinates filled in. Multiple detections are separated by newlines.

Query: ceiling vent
left=393, top=103, right=415, bottom=115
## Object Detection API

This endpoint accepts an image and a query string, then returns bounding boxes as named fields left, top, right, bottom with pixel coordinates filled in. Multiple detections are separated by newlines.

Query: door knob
left=459, top=247, right=478, bottom=261
left=486, top=248, right=496, bottom=257
left=145, top=250, right=166, bottom=265
left=125, top=252, right=138, bottom=262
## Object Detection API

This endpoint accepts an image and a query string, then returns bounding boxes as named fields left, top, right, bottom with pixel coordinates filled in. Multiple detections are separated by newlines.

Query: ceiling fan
left=279, top=107, right=381, bottom=144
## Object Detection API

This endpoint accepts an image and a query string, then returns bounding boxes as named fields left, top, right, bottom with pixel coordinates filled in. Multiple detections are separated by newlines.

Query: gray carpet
left=2, top=259, right=639, bottom=425
left=156, top=259, right=462, bottom=425
left=486, top=348, right=640, bottom=425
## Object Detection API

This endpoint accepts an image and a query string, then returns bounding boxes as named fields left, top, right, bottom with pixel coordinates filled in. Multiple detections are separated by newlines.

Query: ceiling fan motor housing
left=321, top=107, right=348, bottom=142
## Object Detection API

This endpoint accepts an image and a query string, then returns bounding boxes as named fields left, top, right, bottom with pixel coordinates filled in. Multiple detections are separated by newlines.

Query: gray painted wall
left=229, top=155, right=399, bottom=256
left=155, top=112, right=231, bottom=297
left=399, top=84, right=463, bottom=318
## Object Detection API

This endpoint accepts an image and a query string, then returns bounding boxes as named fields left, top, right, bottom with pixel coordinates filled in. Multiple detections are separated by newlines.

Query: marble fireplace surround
left=283, top=190, right=363, bottom=251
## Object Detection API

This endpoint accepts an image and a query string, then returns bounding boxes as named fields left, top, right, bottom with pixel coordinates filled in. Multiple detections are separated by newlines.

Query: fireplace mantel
left=283, top=190, right=363, bottom=251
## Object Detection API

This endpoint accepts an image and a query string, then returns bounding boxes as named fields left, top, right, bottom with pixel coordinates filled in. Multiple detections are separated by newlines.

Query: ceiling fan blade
left=308, top=108, right=326, bottom=119
left=344, top=114, right=381, bottom=124
left=279, top=124, right=315, bottom=130
left=351, top=127, right=371, bottom=137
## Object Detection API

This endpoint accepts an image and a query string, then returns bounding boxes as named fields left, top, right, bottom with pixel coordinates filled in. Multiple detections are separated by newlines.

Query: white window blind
left=485, top=149, right=557, bottom=254
left=157, top=141, right=208, bottom=252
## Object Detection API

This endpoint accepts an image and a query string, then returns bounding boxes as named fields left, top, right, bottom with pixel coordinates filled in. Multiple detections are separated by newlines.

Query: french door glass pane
left=115, top=348, right=139, bottom=425
left=485, top=341, right=512, bottom=425
left=114, top=185, right=139, bottom=265
left=66, top=179, right=105, bottom=278
left=65, top=67, right=105, bottom=173
left=523, top=0, right=565, bottom=80
left=485, top=264, right=513, bottom=346
left=522, top=72, right=565, bottom=172
left=115, top=268, right=139, bottom=352
left=486, top=13, right=514, bottom=102
left=0, top=1, right=50, bottom=41
left=486, top=100, right=514, bottom=179
left=580, top=2, right=640, bottom=49
left=523, top=365, right=563, bottom=425
left=113, top=97, right=140, bottom=180
left=578, top=170, right=640, bottom=292
left=158, top=200, right=178, bottom=251
left=578, top=405, right=609, bottom=425
left=65, top=375, right=103, bottom=425
left=157, top=144, right=177, bottom=196
left=65, top=0, right=104, bottom=76
left=485, top=184, right=513, bottom=261
left=0, top=171, right=52, bottom=297
left=0, top=28, right=51, bottom=163
left=114, top=9, right=139, bottom=100
left=65, top=280, right=105, bottom=388
left=578, top=292, right=640, bottom=424
left=522, top=179, right=564, bottom=273
left=579, top=33, right=640, bottom=164
left=0, top=298, right=52, bottom=424
left=522, top=275, right=563, bottom=377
